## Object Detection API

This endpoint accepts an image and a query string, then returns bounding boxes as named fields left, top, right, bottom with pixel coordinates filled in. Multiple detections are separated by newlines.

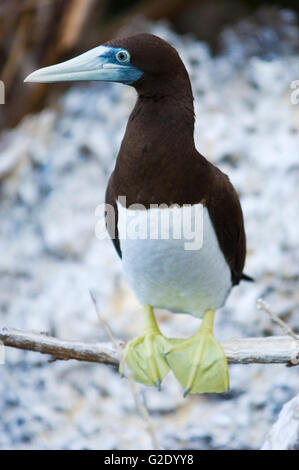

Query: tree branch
left=0, top=326, right=119, bottom=366
left=0, top=326, right=298, bottom=366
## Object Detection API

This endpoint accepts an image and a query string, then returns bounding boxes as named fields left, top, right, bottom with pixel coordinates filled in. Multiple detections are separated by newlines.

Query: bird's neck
left=131, top=74, right=195, bottom=143
left=115, top=84, right=195, bottom=174
left=133, top=88, right=195, bottom=139
left=112, top=75, right=202, bottom=205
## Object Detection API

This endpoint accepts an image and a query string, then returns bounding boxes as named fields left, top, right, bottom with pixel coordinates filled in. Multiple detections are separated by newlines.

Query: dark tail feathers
left=241, top=273, right=254, bottom=282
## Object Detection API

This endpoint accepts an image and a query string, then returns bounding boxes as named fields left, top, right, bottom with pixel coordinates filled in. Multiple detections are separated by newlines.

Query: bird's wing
left=105, top=162, right=247, bottom=284
left=105, top=172, right=122, bottom=258
left=206, top=167, right=246, bottom=285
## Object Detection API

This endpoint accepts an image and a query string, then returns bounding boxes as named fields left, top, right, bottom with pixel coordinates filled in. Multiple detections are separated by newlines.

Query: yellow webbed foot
left=121, top=305, right=170, bottom=389
left=164, top=310, right=229, bottom=395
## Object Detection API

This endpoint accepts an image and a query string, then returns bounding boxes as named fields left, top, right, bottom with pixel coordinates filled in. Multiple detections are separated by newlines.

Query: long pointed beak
left=24, top=45, right=142, bottom=84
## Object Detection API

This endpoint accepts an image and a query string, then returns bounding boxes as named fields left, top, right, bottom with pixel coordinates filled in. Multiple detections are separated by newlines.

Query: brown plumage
left=105, top=33, right=248, bottom=286
left=24, top=32, right=252, bottom=393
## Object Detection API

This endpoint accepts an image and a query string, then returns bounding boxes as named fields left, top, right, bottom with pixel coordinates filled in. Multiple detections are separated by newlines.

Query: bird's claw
left=164, top=332, right=229, bottom=395
left=122, top=333, right=170, bottom=388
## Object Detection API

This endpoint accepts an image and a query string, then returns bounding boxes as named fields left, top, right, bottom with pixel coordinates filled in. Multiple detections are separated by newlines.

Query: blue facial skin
left=24, top=45, right=144, bottom=85
left=100, top=47, right=143, bottom=85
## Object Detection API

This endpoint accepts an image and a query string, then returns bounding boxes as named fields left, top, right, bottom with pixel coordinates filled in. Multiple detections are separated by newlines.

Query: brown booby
left=25, top=33, right=251, bottom=395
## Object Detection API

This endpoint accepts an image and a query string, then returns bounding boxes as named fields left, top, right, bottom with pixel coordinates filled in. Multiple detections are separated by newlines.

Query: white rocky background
left=0, top=10, right=298, bottom=450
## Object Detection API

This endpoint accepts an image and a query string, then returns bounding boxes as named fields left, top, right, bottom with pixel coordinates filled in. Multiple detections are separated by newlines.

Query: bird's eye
left=116, top=50, right=130, bottom=63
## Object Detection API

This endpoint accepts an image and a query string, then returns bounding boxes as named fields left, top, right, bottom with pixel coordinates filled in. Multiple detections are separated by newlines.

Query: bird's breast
left=116, top=201, right=232, bottom=317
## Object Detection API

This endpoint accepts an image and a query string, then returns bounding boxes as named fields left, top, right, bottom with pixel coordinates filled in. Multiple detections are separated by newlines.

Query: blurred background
left=2, top=0, right=299, bottom=131
left=0, top=0, right=299, bottom=450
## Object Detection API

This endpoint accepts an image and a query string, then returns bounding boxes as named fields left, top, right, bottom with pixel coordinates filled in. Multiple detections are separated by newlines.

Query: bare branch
left=0, top=326, right=119, bottom=366
left=257, top=298, right=299, bottom=343
left=0, top=326, right=298, bottom=366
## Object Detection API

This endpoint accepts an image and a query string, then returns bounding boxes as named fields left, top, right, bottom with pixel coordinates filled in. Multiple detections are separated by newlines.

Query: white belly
left=117, top=202, right=232, bottom=317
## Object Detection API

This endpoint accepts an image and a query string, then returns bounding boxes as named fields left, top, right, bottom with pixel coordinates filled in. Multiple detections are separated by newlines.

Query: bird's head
left=25, top=33, right=191, bottom=96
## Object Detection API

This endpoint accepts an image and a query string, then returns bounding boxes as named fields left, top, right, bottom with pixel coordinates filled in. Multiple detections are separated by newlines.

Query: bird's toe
left=123, top=333, right=170, bottom=388
left=164, top=332, right=229, bottom=395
